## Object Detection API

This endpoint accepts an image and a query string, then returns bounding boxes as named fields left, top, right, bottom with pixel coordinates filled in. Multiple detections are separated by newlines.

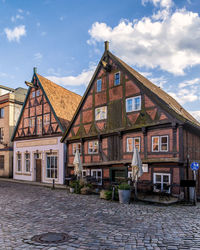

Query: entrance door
left=36, top=159, right=42, bottom=182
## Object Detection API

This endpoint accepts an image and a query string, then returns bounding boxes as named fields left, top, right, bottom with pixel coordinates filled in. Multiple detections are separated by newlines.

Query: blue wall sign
left=191, top=162, right=199, bottom=171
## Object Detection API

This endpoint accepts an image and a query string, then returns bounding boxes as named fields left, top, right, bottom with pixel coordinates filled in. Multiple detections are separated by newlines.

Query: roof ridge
left=36, top=73, right=81, bottom=98
left=108, top=51, right=200, bottom=127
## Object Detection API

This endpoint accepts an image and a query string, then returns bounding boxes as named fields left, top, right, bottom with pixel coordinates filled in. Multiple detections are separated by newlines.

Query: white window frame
left=17, top=153, right=22, bottom=172
left=72, top=143, right=81, bottom=155
left=95, top=106, right=107, bottom=121
left=88, top=141, right=99, bottom=154
left=152, top=135, right=168, bottom=152
left=91, top=169, right=102, bottom=185
left=126, top=96, right=141, bottom=112
left=114, top=72, right=120, bottom=86
left=153, top=173, right=171, bottom=193
left=46, top=153, right=58, bottom=179
left=96, top=79, right=102, bottom=92
left=127, top=137, right=141, bottom=152
left=24, top=152, right=30, bottom=173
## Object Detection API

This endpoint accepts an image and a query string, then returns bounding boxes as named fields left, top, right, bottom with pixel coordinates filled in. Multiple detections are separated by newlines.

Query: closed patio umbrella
left=73, top=150, right=83, bottom=179
left=131, top=147, right=143, bottom=200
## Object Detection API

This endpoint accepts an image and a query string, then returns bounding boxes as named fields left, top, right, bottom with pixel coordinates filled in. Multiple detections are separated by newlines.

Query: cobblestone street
left=0, top=180, right=200, bottom=250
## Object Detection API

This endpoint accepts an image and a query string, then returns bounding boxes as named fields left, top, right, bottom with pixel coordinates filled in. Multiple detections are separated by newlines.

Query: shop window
left=153, top=173, right=171, bottom=193
left=46, top=153, right=58, bottom=179
left=91, top=169, right=102, bottom=185
left=25, top=152, right=30, bottom=172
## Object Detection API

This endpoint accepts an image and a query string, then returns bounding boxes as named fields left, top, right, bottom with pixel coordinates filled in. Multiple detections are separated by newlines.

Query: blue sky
left=1, top=0, right=200, bottom=120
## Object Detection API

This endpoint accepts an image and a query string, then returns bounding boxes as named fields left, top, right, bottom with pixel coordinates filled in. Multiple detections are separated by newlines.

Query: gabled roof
left=11, top=72, right=81, bottom=141
left=61, top=44, right=200, bottom=142
left=36, top=74, right=82, bottom=129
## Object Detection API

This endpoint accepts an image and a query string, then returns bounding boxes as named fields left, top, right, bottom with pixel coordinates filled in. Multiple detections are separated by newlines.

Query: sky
left=1, top=0, right=200, bottom=120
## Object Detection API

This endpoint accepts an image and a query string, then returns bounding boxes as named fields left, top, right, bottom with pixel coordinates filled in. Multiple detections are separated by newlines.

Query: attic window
left=36, top=90, right=40, bottom=96
left=97, top=79, right=102, bottom=92
left=114, top=72, right=120, bottom=86
left=126, top=96, right=141, bottom=112
left=32, top=92, right=35, bottom=98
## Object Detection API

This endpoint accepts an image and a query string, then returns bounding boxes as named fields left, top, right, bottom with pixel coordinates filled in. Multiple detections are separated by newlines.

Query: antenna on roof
left=104, top=41, right=109, bottom=52
left=33, top=67, right=37, bottom=74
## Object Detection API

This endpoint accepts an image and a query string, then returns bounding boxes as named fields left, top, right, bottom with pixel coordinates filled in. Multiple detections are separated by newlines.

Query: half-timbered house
left=61, top=42, right=200, bottom=196
left=11, top=68, right=81, bottom=184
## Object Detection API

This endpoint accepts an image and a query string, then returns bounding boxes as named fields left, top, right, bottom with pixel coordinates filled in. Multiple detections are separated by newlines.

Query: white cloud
left=88, top=7, right=200, bottom=75
left=190, top=111, right=200, bottom=122
left=46, top=65, right=96, bottom=87
left=169, top=87, right=198, bottom=105
left=41, top=31, right=47, bottom=36
left=142, top=0, right=173, bottom=9
left=179, top=78, right=200, bottom=88
left=4, top=25, right=26, bottom=42
left=11, top=14, right=24, bottom=22
left=18, top=9, right=23, bottom=13
left=139, top=71, right=167, bottom=87
left=34, top=52, right=43, bottom=60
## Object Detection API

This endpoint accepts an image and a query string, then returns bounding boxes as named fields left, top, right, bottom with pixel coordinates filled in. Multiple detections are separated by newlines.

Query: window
left=25, top=152, right=30, bottom=172
left=72, top=143, right=81, bottom=155
left=44, top=114, right=50, bottom=125
left=29, top=117, right=35, bottom=128
left=17, top=153, right=21, bottom=172
left=91, top=169, right=102, bottom=185
left=97, top=79, right=102, bottom=92
left=0, top=108, right=4, bottom=118
left=32, top=92, right=35, bottom=98
left=0, top=128, right=4, bottom=141
left=36, top=90, right=40, bottom=96
left=114, top=72, right=120, bottom=85
left=126, top=96, right=141, bottom=112
left=37, top=116, right=42, bottom=135
left=46, top=153, right=58, bottom=179
left=88, top=141, right=99, bottom=154
left=127, top=137, right=140, bottom=152
left=82, top=169, right=90, bottom=177
left=95, top=106, right=107, bottom=121
left=0, top=155, right=4, bottom=169
left=152, top=136, right=168, bottom=152
left=153, top=173, right=171, bottom=193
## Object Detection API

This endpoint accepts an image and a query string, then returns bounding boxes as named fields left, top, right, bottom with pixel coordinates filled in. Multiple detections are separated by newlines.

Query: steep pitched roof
left=61, top=47, right=200, bottom=142
left=109, top=52, right=200, bottom=127
left=11, top=72, right=81, bottom=141
left=36, top=74, right=82, bottom=129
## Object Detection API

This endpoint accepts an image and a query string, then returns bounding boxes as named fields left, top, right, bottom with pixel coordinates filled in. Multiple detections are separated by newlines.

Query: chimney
left=104, top=41, right=109, bottom=52
left=33, top=67, right=37, bottom=74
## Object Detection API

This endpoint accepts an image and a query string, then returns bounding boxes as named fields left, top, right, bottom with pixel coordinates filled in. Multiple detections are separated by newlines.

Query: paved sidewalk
left=0, top=180, right=200, bottom=250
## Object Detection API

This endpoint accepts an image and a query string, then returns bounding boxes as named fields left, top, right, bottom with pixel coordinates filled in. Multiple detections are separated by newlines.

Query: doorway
left=34, top=153, right=42, bottom=182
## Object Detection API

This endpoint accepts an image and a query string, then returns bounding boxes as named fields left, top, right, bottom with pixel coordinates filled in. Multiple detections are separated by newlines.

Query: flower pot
left=118, top=189, right=131, bottom=204
left=70, top=187, right=75, bottom=193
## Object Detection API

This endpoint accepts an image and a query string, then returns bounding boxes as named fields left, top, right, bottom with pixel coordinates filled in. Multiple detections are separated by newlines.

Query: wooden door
left=36, top=159, right=42, bottom=182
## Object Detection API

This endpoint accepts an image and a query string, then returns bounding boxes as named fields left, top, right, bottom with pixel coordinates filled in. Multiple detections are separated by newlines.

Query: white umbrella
left=131, top=147, right=143, bottom=200
left=73, top=150, right=82, bottom=179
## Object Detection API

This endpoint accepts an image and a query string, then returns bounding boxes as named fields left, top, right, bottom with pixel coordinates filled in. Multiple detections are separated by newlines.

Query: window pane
left=114, top=72, right=120, bottom=85
left=126, top=99, right=132, bottom=112
left=47, top=169, right=51, bottom=178
left=163, top=175, right=169, bottom=183
left=134, top=97, right=141, bottom=110
left=127, top=138, right=133, bottom=152
left=97, top=79, right=102, bottom=92
left=156, top=175, right=161, bottom=182
left=161, top=144, right=167, bottom=151
left=161, top=136, right=167, bottom=143
left=134, top=138, right=140, bottom=151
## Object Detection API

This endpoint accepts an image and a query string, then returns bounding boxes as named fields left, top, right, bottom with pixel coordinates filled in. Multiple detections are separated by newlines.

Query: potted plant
left=118, top=182, right=131, bottom=204
left=69, top=181, right=76, bottom=193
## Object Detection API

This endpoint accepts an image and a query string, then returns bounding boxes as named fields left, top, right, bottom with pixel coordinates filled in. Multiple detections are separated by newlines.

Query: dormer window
left=97, top=79, right=102, bottom=92
left=114, top=72, right=120, bottom=86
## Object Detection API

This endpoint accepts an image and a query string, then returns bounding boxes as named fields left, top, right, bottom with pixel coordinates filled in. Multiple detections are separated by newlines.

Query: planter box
left=118, top=190, right=131, bottom=204
left=70, top=187, right=75, bottom=193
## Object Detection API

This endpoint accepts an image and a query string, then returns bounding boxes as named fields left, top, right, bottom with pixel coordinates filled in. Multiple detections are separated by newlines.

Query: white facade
left=13, top=136, right=65, bottom=184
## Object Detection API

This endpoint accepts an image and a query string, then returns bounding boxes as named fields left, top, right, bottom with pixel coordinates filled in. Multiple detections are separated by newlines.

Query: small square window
left=97, top=79, right=102, bottom=92
left=88, top=141, right=99, bottom=154
left=126, top=96, right=141, bottom=112
left=114, top=72, right=120, bottom=85
left=127, top=137, right=140, bottom=152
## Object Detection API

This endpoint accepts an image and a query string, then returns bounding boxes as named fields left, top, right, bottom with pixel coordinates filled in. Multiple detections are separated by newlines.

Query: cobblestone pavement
left=0, top=181, right=200, bottom=250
